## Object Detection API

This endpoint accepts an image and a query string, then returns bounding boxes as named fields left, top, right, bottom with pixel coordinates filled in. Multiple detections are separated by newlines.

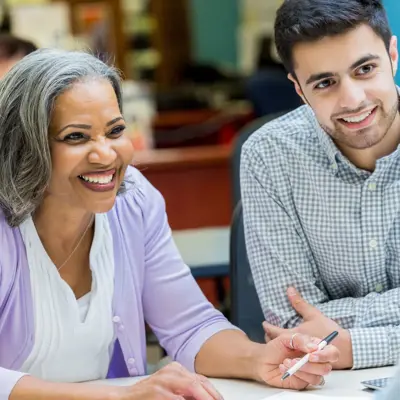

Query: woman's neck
left=32, top=196, right=94, bottom=254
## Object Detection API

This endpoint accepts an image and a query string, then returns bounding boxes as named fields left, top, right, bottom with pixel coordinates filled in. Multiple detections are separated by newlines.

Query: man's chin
left=336, top=131, right=385, bottom=150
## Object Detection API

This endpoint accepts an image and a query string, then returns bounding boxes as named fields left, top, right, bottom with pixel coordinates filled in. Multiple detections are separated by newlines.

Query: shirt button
left=368, top=182, right=377, bottom=191
left=127, top=358, right=135, bottom=365
left=369, top=239, right=378, bottom=249
left=112, top=316, right=121, bottom=323
left=331, top=163, right=338, bottom=171
left=375, top=283, right=383, bottom=293
left=118, top=324, right=125, bottom=331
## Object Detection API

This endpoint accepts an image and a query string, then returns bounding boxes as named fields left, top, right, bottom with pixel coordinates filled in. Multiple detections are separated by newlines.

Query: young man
left=241, top=0, right=400, bottom=370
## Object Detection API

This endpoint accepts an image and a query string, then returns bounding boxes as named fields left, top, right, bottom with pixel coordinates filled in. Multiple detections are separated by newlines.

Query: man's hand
left=263, top=287, right=353, bottom=370
left=252, top=332, right=339, bottom=390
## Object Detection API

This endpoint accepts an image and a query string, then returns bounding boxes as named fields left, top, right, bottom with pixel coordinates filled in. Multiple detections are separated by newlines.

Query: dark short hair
left=274, top=0, right=392, bottom=77
left=0, top=34, right=37, bottom=59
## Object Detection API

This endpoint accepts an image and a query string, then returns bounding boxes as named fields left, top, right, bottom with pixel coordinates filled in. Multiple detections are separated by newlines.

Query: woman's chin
left=84, top=196, right=117, bottom=214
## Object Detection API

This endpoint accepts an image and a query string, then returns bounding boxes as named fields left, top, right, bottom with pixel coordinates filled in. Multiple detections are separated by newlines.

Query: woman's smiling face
left=47, top=78, right=134, bottom=213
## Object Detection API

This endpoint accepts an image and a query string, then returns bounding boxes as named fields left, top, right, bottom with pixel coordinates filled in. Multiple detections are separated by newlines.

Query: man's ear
left=288, top=73, right=306, bottom=103
left=389, top=35, right=398, bottom=77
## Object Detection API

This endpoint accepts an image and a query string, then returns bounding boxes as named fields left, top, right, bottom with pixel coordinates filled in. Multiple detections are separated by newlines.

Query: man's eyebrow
left=304, top=54, right=381, bottom=86
left=306, top=72, right=337, bottom=86
left=349, top=54, right=380, bottom=70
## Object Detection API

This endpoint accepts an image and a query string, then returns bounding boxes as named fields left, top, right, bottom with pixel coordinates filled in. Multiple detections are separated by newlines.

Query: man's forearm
left=194, top=330, right=262, bottom=381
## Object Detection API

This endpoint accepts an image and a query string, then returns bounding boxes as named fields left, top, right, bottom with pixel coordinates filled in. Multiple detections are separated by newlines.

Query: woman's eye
left=109, top=125, right=126, bottom=136
left=63, top=132, right=87, bottom=141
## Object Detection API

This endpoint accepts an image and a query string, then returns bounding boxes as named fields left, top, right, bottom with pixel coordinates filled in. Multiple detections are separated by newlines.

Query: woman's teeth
left=342, top=109, right=373, bottom=123
left=79, top=174, right=114, bottom=184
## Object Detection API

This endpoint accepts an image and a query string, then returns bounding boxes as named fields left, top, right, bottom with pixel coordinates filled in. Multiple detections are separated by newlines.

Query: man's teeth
left=79, top=174, right=114, bottom=184
left=342, top=109, right=373, bottom=123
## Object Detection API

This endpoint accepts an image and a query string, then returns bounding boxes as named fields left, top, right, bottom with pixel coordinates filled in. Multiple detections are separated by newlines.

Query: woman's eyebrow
left=56, top=123, right=91, bottom=135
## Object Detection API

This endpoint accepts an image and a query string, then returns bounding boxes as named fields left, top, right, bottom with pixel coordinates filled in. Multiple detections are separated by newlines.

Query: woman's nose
left=88, top=139, right=117, bottom=165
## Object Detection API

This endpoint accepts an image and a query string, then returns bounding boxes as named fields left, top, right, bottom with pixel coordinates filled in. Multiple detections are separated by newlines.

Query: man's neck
left=335, top=113, right=400, bottom=172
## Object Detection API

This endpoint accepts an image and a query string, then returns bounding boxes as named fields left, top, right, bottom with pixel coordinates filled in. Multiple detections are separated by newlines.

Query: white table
left=94, top=367, right=395, bottom=399
left=172, top=227, right=230, bottom=269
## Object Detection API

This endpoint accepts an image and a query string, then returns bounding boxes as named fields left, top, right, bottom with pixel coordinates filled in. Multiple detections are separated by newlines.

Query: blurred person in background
left=0, top=34, right=36, bottom=78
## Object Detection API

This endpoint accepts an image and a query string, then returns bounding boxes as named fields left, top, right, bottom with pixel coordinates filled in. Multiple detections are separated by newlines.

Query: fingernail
left=307, top=343, right=318, bottom=349
left=288, top=287, right=297, bottom=296
left=279, top=364, right=286, bottom=372
left=284, top=359, right=291, bottom=367
left=310, top=355, right=319, bottom=362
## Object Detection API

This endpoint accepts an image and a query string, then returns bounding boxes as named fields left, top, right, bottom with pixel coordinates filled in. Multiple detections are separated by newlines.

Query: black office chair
left=230, top=200, right=265, bottom=343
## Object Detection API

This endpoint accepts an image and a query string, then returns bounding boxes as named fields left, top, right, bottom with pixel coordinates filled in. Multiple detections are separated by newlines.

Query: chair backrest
left=230, top=200, right=265, bottom=343
left=231, top=111, right=288, bottom=208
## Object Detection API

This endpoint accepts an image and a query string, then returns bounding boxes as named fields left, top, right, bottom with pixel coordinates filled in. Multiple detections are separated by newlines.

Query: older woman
left=0, top=49, right=338, bottom=400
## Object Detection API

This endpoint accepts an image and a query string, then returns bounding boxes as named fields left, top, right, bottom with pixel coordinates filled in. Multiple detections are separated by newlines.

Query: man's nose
left=338, top=80, right=367, bottom=111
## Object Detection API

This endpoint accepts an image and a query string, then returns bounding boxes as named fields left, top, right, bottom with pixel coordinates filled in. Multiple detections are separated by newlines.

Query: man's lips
left=336, top=106, right=378, bottom=130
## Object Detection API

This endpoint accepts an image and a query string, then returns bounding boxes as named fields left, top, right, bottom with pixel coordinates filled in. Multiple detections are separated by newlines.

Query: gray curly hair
left=0, top=48, right=123, bottom=227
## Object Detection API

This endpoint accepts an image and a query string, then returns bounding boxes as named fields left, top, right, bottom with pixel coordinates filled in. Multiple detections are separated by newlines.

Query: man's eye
left=109, top=125, right=126, bottom=136
left=315, top=79, right=333, bottom=90
left=357, top=64, right=375, bottom=75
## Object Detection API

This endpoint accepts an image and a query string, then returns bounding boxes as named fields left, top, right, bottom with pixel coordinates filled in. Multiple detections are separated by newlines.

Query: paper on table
left=263, top=392, right=370, bottom=400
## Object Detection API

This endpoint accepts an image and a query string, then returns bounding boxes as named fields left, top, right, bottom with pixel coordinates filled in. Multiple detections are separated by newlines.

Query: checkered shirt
left=240, top=104, right=400, bottom=369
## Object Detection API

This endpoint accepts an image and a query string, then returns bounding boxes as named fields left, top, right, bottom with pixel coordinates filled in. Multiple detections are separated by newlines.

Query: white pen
left=281, top=331, right=339, bottom=381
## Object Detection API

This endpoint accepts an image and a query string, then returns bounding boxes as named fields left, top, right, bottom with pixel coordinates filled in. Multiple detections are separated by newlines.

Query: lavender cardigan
left=0, top=166, right=236, bottom=399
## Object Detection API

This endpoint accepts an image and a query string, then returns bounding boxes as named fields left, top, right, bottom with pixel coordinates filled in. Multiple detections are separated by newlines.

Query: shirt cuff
left=0, top=368, right=28, bottom=400
left=175, top=320, right=240, bottom=373
left=349, top=327, right=397, bottom=369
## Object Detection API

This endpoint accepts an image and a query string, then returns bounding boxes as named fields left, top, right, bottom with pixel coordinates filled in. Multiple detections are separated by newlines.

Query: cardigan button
left=112, top=316, right=121, bottom=323
left=129, top=367, right=138, bottom=375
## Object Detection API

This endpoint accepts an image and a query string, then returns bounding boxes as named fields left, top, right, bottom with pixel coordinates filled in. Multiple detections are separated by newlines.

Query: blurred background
left=3, top=0, right=398, bottom=366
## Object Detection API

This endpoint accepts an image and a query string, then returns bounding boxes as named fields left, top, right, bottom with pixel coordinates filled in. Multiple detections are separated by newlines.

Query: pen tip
left=281, top=372, right=290, bottom=381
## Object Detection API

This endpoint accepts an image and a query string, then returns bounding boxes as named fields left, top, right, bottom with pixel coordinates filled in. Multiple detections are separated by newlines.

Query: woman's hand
left=119, top=362, right=223, bottom=400
left=10, top=370, right=221, bottom=400
left=252, top=332, right=339, bottom=390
